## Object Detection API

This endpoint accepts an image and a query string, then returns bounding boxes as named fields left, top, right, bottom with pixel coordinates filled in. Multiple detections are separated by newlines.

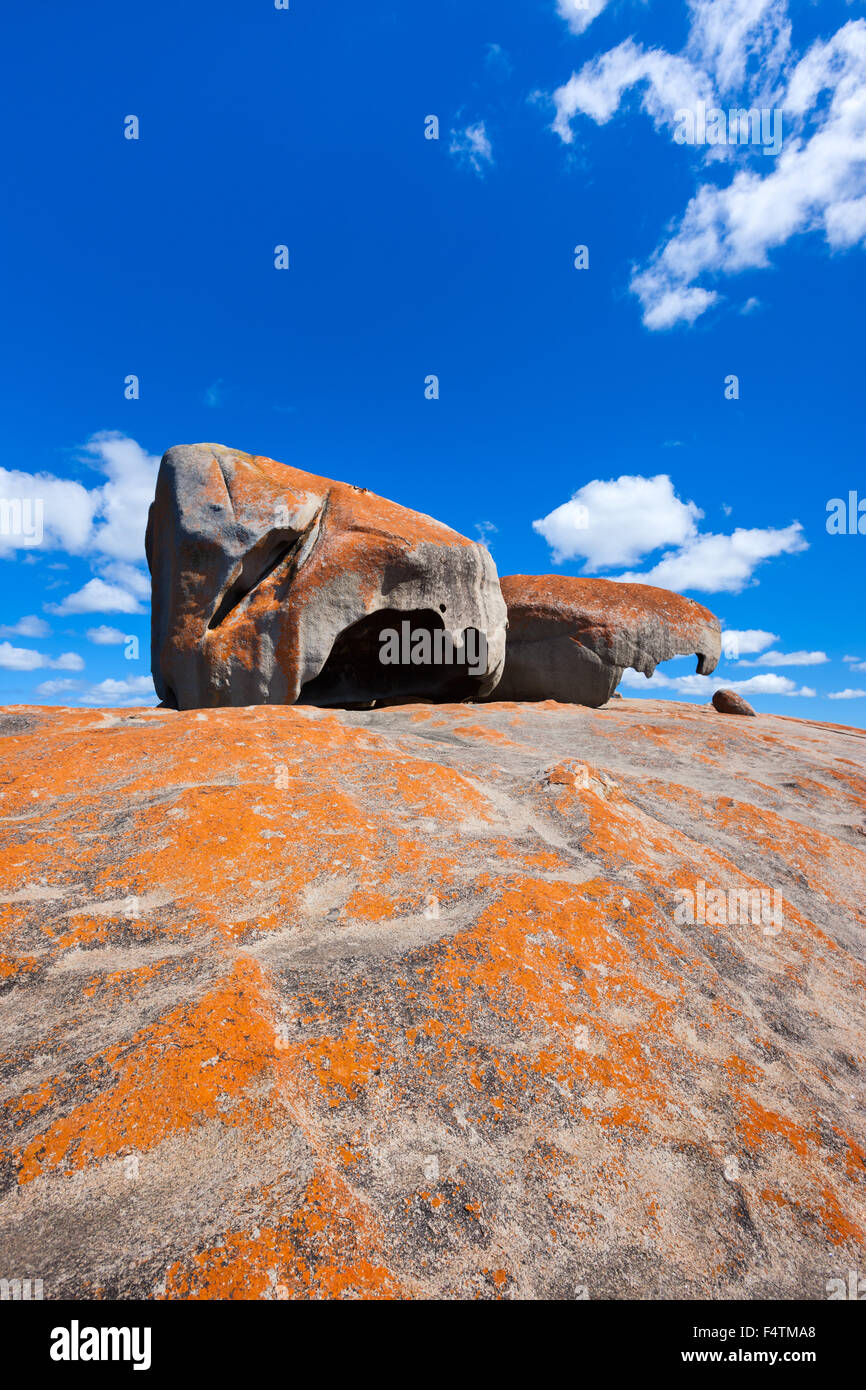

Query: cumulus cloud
left=842, top=655, right=866, bottom=672
left=0, top=642, right=84, bottom=672
left=827, top=688, right=866, bottom=700
left=46, top=579, right=145, bottom=616
left=721, top=628, right=778, bottom=656
left=615, top=523, right=807, bottom=593
left=533, top=474, right=806, bottom=591
left=620, top=667, right=815, bottom=697
left=533, top=474, right=701, bottom=566
left=97, top=560, right=150, bottom=599
left=549, top=1, right=866, bottom=327
left=449, top=122, right=494, bottom=175
left=86, top=625, right=128, bottom=645
left=552, top=39, right=714, bottom=144
left=739, top=649, right=828, bottom=666
left=685, top=0, right=791, bottom=93
left=36, top=678, right=80, bottom=696
left=0, top=433, right=158, bottom=561
left=0, top=615, right=51, bottom=638
left=77, top=675, right=156, bottom=706
left=556, top=0, right=613, bottom=38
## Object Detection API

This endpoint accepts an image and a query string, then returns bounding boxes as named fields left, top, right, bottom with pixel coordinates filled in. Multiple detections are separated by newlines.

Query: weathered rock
left=714, top=688, right=757, bottom=716
left=145, top=443, right=507, bottom=709
left=1, top=699, right=864, bottom=1299
left=486, top=575, right=721, bottom=706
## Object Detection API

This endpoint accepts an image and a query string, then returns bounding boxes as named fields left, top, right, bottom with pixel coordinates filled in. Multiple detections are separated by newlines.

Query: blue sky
left=1, top=0, right=864, bottom=719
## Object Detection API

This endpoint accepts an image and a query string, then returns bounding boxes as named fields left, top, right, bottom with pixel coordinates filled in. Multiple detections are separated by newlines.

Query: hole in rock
left=207, top=530, right=302, bottom=631
left=298, top=608, right=487, bottom=708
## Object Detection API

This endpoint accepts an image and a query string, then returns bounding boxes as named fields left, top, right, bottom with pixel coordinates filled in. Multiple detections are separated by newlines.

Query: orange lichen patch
left=342, top=887, right=398, bottom=920
left=387, top=876, right=688, bottom=1137
left=13, top=957, right=276, bottom=1183
left=457, top=724, right=514, bottom=745
left=0, top=952, right=40, bottom=981
left=298, top=1019, right=384, bottom=1107
left=578, top=781, right=686, bottom=868
left=546, top=760, right=588, bottom=787
left=80, top=956, right=195, bottom=1005
left=500, top=574, right=718, bottom=634
left=724, top=1054, right=764, bottom=1085
left=735, top=1096, right=819, bottom=1158
left=720, top=795, right=865, bottom=862
left=376, top=759, right=495, bottom=823
left=830, top=1128, right=866, bottom=1184
left=816, top=1186, right=864, bottom=1246
left=162, top=1167, right=405, bottom=1300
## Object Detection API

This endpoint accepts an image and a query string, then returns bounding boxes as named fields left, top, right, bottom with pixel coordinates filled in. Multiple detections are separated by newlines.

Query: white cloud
left=80, top=433, right=160, bottom=562
left=721, top=628, right=778, bottom=655
left=549, top=2, right=866, bottom=328
left=533, top=474, right=807, bottom=592
left=685, top=0, right=791, bottom=93
left=842, top=655, right=866, bottom=672
left=97, top=560, right=150, bottom=599
left=0, top=432, right=158, bottom=561
left=36, top=678, right=80, bottom=696
left=0, top=615, right=51, bottom=638
left=449, top=122, right=494, bottom=175
left=86, top=625, right=128, bottom=645
left=46, top=579, right=145, bottom=616
left=632, top=24, right=866, bottom=325
left=739, top=649, right=828, bottom=666
left=77, top=675, right=157, bottom=706
left=620, top=667, right=815, bottom=697
left=552, top=39, right=713, bottom=143
left=615, top=523, right=807, bottom=593
left=556, top=0, right=612, bottom=38
left=828, top=688, right=866, bottom=700
left=0, top=471, right=93, bottom=557
left=533, top=473, right=701, bottom=566
left=0, top=642, right=83, bottom=672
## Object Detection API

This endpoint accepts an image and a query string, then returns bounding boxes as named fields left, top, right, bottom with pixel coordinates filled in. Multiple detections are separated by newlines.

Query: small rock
left=712, top=688, right=756, bottom=716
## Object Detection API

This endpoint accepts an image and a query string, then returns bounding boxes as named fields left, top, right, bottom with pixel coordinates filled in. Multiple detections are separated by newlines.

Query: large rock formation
left=1, top=699, right=863, bottom=1299
left=145, top=444, right=507, bottom=709
left=489, top=575, right=721, bottom=706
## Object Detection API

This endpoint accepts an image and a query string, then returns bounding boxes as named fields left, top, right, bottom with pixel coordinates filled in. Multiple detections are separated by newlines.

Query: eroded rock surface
left=146, top=443, right=507, bottom=709
left=1, top=699, right=864, bottom=1299
left=490, top=575, right=721, bottom=707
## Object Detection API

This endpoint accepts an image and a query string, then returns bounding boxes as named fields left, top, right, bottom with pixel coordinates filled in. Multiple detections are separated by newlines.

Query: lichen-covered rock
left=145, top=443, right=507, bottom=709
left=1, top=699, right=864, bottom=1299
left=488, top=575, right=721, bottom=707
left=714, top=688, right=757, bottom=716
